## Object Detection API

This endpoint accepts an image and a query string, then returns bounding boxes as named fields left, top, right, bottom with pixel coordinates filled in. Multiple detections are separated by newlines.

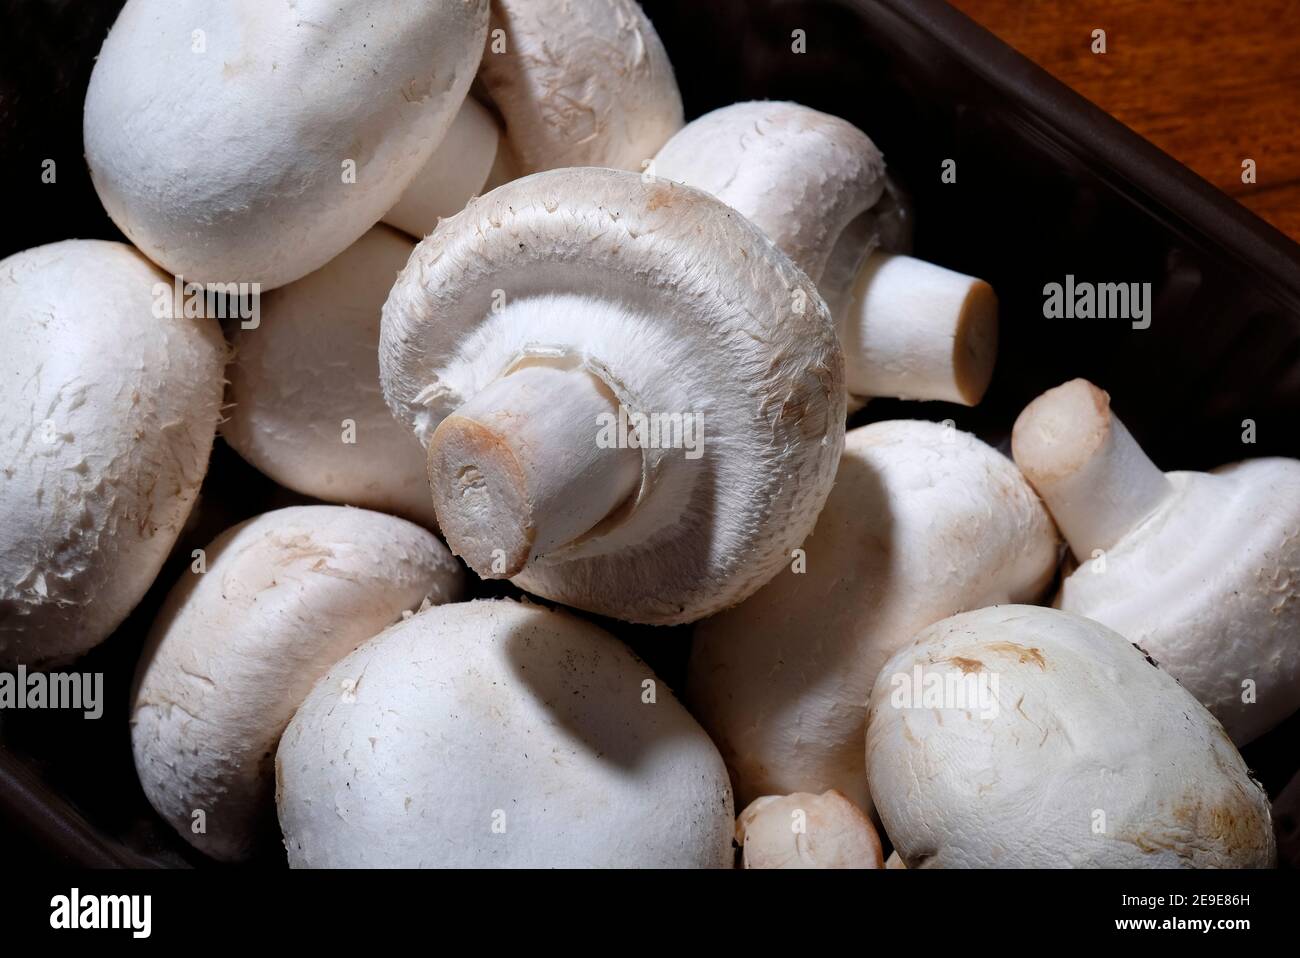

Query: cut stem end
left=427, top=364, right=640, bottom=578
left=839, top=251, right=998, bottom=406
left=1012, top=378, right=1175, bottom=560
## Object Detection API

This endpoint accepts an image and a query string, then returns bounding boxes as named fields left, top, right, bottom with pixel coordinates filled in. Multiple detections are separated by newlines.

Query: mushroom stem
left=427, top=364, right=641, bottom=578
left=1011, top=378, right=1175, bottom=561
left=838, top=251, right=999, bottom=405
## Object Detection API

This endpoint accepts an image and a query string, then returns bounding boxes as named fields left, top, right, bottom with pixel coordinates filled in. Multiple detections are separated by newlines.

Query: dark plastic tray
left=2, top=0, right=1298, bottom=867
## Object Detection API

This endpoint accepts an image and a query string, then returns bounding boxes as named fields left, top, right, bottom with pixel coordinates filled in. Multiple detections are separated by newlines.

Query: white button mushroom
left=380, top=167, right=846, bottom=624
left=383, top=98, right=511, bottom=240
left=384, top=0, right=679, bottom=238
left=275, top=598, right=734, bottom=868
left=0, top=241, right=226, bottom=669
left=222, top=226, right=437, bottom=526
left=866, top=605, right=1276, bottom=868
left=654, top=102, right=998, bottom=406
left=737, top=791, right=884, bottom=869
left=131, top=505, right=465, bottom=862
left=83, top=0, right=491, bottom=290
left=1011, top=378, right=1300, bottom=745
left=689, top=420, right=1059, bottom=809
left=479, top=0, right=683, bottom=174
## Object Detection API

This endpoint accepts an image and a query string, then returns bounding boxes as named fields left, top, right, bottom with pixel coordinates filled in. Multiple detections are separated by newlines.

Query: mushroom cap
left=275, top=598, right=735, bottom=867
left=1056, top=458, right=1300, bottom=745
left=383, top=97, right=502, bottom=240
left=479, top=0, right=683, bottom=174
left=131, top=505, right=464, bottom=862
left=737, top=790, right=883, bottom=869
left=653, top=101, right=887, bottom=286
left=381, top=167, right=845, bottom=624
left=689, top=420, right=1059, bottom=808
left=651, top=102, right=996, bottom=409
left=866, top=606, right=1276, bottom=868
left=223, top=226, right=438, bottom=527
left=83, top=0, right=490, bottom=290
left=0, top=241, right=226, bottom=669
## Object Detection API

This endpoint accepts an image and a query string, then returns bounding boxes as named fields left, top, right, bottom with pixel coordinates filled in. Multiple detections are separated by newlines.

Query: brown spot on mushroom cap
left=985, top=641, right=1047, bottom=670
left=947, top=656, right=984, bottom=674
left=645, top=184, right=675, bottom=212
left=1123, top=788, right=1274, bottom=864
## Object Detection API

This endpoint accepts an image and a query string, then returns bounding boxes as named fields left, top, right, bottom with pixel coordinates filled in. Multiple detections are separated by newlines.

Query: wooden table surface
left=948, top=0, right=1300, bottom=244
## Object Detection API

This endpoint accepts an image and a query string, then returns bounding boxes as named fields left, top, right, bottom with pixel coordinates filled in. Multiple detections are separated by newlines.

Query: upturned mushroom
left=689, top=420, right=1059, bottom=809
left=737, top=791, right=884, bottom=869
left=131, top=506, right=465, bottom=862
left=223, top=226, right=438, bottom=526
left=83, top=0, right=490, bottom=290
left=478, top=0, right=683, bottom=174
left=1012, top=378, right=1300, bottom=745
left=0, top=240, right=226, bottom=669
left=380, top=167, right=845, bottom=624
left=275, top=598, right=734, bottom=867
left=654, top=101, right=998, bottom=406
left=866, top=605, right=1276, bottom=868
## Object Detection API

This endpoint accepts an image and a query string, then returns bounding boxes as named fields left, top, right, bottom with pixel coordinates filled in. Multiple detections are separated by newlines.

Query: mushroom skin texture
left=479, top=0, right=683, bottom=174
left=0, top=241, right=226, bottom=669
left=867, top=606, right=1276, bottom=868
left=223, top=226, right=437, bottom=527
left=737, top=791, right=884, bottom=869
left=83, top=0, right=490, bottom=291
left=689, top=420, right=1059, bottom=809
left=654, top=102, right=998, bottom=407
left=381, top=167, right=846, bottom=624
left=1012, top=378, right=1300, bottom=746
left=276, top=599, right=735, bottom=868
left=131, top=506, right=465, bottom=862
left=383, top=98, right=506, bottom=240
left=656, top=101, right=888, bottom=290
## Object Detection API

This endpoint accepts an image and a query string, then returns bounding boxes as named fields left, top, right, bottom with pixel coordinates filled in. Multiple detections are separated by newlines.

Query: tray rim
left=868, top=0, right=1300, bottom=310
left=4, top=0, right=1298, bottom=869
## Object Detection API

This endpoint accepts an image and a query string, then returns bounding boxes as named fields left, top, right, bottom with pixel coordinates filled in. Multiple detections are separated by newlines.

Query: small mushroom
left=223, top=226, right=438, bottom=526
left=654, top=101, right=998, bottom=406
left=131, top=506, right=465, bottom=862
left=689, top=420, right=1059, bottom=809
left=0, top=241, right=226, bottom=669
left=1012, top=378, right=1300, bottom=745
left=380, top=167, right=845, bottom=624
left=275, top=598, right=735, bottom=867
left=479, top=0, right=683, bottom=174
left=383, top=0, right=678, bottom=237
left=866, top=606, right=1276, bottom=868
left=737, top=791, right=884, bottom=869
left=383, top=98, right=514, bottom=240
left=83, top=0, right=491, bottom=290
